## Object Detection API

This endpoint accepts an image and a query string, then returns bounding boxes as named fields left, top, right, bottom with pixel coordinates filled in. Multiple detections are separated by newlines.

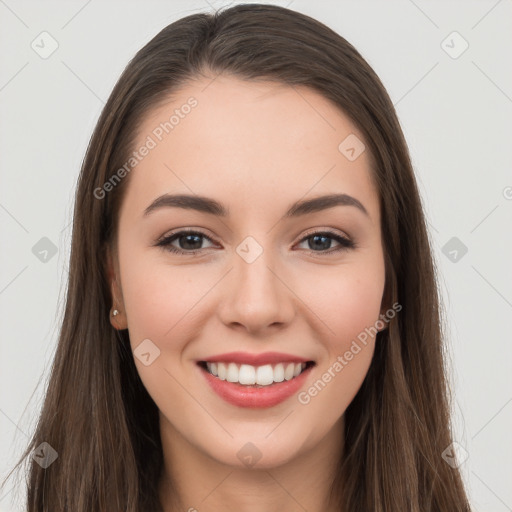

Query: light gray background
left=1, top=1, right=511, bottom=510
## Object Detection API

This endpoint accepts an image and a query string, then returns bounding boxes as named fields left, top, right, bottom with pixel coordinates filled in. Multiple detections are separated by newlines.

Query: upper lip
left=199, top=351, right=313, bottom=366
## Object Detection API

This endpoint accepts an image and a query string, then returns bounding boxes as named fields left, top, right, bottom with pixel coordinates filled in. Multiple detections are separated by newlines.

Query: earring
left=112, top=309, right=119, bottom=317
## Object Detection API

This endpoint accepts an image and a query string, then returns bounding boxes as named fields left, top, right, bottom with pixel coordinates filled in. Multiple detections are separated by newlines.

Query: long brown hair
left=2, top=4, right=471, bottom=511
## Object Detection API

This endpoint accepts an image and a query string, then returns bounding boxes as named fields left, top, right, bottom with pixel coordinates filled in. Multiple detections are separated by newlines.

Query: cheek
left=293, top=267, right=383, bottom=428
left=117, top=253, right=206, bottom=412
left=119, top=250, right=211, bottom=343
left=300, top=259, right=385, bottom=348
left=293, top=260, right=383, bottom=409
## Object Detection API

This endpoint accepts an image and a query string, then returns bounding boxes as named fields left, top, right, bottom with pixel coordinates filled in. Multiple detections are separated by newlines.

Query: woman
left=3, top=3, right=472, bottom=511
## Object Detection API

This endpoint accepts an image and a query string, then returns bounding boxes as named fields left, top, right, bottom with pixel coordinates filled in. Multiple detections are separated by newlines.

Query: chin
left=202, top=432, right=308, bottom=470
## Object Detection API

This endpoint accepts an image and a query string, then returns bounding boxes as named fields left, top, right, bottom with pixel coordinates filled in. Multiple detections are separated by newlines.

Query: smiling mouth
left=197, top=360, right=316, bottom=387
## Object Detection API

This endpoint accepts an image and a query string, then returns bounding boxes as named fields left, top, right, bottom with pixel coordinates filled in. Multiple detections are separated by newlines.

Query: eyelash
left=154, top=228, right=356, bottom=256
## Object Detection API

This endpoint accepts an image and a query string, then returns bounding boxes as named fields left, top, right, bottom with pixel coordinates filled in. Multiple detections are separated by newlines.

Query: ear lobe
left=110, top=308, right=128, bottom=331
left=105, top=245, right=128, bottom=330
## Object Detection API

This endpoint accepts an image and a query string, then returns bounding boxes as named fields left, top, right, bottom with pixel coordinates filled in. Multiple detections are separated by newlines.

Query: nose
left=217, top=247, right=296, bottom=336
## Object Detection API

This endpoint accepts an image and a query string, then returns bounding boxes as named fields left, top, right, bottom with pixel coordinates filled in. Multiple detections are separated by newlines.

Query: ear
left=376, top=258, right=396, bottom=332
left=377, top=285, right=392, bottom=332
left=106, top=244, right=128, bottom=331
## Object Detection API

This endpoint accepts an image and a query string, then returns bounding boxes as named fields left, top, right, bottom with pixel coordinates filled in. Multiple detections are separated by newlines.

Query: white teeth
left=255, top=364, right=274, bottom=386
left=226, top=362, right=238, bottom=383
left=205, top=361, right=308, bottom=386
left=239, top=364, right=256, bottom=385
left=273, top=363, right=285, bottom=382
left=284, top=363, right=295, bottom=381
left=217, top=362, right=227, bottom=380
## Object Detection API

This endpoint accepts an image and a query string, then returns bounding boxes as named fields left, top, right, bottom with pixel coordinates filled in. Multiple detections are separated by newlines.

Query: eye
left=154, top=228, right=356, bottom=255
left=296, top=230, right=355, bottom=254
left=154, top=229, right=217, bottom=255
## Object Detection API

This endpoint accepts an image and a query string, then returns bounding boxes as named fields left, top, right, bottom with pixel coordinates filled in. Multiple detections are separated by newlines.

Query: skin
left=107, top=74, right=387, bottom=512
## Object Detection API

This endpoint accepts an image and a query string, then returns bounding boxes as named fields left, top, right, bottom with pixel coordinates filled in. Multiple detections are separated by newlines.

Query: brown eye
left=154, top=229, right=355, bottom=256
left=155, top=230, right=216, bottom=254
left=296, top=231, right=355, bottom=254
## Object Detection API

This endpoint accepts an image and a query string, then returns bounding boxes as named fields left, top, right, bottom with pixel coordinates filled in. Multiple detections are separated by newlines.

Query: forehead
left=121, top=74, right=379, bottom=224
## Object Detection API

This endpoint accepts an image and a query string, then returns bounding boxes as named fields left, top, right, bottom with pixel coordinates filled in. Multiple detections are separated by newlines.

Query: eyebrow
left=143, top=192, right=369, bottom=218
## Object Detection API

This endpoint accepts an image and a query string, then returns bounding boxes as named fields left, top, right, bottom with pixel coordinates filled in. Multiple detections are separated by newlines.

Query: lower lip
left=199, top=364, right=314, bottom=408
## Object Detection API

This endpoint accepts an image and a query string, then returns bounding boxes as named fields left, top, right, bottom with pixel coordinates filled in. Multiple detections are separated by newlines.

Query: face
left=108, top=74, right=387, bottom=469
